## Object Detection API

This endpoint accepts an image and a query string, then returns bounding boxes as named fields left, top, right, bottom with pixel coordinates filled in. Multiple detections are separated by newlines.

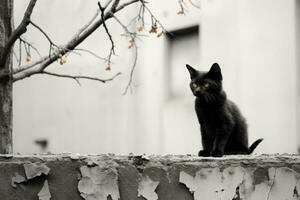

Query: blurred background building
left=12, top=0, right=300, bottom=155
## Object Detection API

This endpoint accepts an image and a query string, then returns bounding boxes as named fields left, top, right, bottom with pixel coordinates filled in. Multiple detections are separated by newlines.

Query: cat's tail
left=247, top=138, right=264, bottom=154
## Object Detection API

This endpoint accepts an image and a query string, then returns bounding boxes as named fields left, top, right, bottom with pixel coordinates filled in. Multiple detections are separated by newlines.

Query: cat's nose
left=195, top=87, right=201, bottom=92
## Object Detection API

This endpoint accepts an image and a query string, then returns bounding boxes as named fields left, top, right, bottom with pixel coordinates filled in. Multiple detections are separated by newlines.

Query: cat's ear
left=207, top=63, right=222, bottom=81
left=186, top=64, right=197, bottom=79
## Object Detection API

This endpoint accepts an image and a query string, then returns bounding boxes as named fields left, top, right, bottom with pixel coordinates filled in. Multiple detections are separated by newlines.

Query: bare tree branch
left=112, top=15, right=138, bottom=94
left=109, top=0, right=121, bottom=13
left=18, top=40, right=22, bottom=66
left=98, top=1, right=115, bottom=66
left=13, top=56, right=48, bottom=75
left=113, top=15, right=136, bottom=38
left=12, top=0, right=140, bottom=81
left=77, top=9, right=100, bottom=37
left=104, top=0, right=114, bottom=9
left=177, top=0, right=187, bottom=15
left=6, top=6, right=102, bottom=79
left=141, top=0, right=167, bottom=34
left=10, top=0, right=161, bottom=89
left=73, top=48, right=109, bottom=62
left=188, top=0, right=201, bottom=9
left=115, top=0, right=139, bottom=12
left=177, top=0, right=200, bottom=15
left=13, top=51, right=20, bottom=64
left=0, top=0, right=37, bottom=68
left=19, top=37, right=42, bottom=58
left=30, top=21, right=58, bottom=48
left=42, top=71, right=122, bottom=84
left=29, top=20, right=66, bottom=57
left=123, top=42, right=138, bottom=95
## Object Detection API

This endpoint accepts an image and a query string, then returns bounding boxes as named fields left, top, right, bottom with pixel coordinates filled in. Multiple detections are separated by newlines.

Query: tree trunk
left=0, top=0, right=13, bottom=154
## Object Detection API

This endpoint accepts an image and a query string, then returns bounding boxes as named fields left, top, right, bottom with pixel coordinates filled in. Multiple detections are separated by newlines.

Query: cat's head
left=186, top=63, right=223, bottom=101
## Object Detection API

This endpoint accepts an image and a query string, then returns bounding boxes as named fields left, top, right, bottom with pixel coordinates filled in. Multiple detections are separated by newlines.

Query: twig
left=113, top=15, right=136, bottom=38
left=98, top=1, right=115, bottom=66
left=77, top=9, right=100, bottom=37
left=177, top=0, right=187, bottom=15
left=112, top=15, right=138, bottom=95
left=110, top=0, right=121, bottom=13
left=73, top=48, right=109, bottom=62
left=13, top=56, right=48, bottom=74
left=13, top=51, right=20, bottom=64
left=18, top=40, right=22, bottom=66
left=116, top=0, right=139, bottom=12
left=177, top=0, right=200, bottom=15
left=140, top=0, right=168, bottom=34
left=19, top=37, right=42, bottom=57
left=104, top=0, right=114, bottom=9
left=30, top=21, right=58, bottom=48
left=29, top=21, right=73, bottom=59
left=122, top=43, right=138, bottom=95
left=12, top=0, right=139, bottom=81
left=188, top=0, right=200, bottom=9
left=0, top=0, right=37, bottom=67
left=42, top=71, right=122, bottom=84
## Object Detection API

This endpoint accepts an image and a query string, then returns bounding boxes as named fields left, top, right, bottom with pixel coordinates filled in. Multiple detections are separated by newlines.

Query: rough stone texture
left=0, top=154, right=300, bottom=200
left=0, top=0, right=13, bottom=154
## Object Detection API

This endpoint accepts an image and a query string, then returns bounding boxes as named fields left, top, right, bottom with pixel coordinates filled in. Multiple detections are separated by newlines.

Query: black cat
left=186, top=63, right=263, bottom=157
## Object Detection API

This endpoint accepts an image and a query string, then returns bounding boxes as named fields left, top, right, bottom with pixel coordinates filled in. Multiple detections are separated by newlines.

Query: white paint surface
left=180, top=167, right=300, bottom=200
left=180, top=167, right=245, bottom=200
left=138, top=175, right=159, bottom=200
left=38, top=180, right=51, bottom=200
left=78, top=165, right=120, bottom=200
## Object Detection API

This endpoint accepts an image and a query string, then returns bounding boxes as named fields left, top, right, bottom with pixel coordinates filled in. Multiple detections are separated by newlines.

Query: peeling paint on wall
left=78, top=165, right=120, bottom=200
left=180, top=167, right=245, bottom=200
left=11, top=173, right=26, bottom=188
left=180, top=167, right=300, bottom=200
left=243, top=167, right=300, bottom=200
left=23, top=163, right=50, bottom=179
left=138, top=175, right=159, bottom=200
left=5, top=155, right=300, bottom=200
left=10, top=162, right=52, bottom=199
left=138, top=176, right=159, bottom=200
left=11, top=162, right=50, bottom=188
left=37, top=180, right=51, bottom=200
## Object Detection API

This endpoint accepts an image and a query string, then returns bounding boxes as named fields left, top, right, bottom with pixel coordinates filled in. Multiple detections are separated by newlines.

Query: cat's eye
left=203, top=81, right=209, bottom=88
left=192, top=83, right=197, bottom=88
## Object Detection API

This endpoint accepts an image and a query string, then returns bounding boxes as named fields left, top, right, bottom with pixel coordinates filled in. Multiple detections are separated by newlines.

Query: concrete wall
left=2, top=154, right=300, bottom=200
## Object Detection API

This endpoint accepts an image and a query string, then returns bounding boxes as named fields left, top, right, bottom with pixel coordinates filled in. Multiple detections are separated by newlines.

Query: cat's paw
left=211, top=150, right=223, bottom=157
left=198, top=150, right=210, bottom=157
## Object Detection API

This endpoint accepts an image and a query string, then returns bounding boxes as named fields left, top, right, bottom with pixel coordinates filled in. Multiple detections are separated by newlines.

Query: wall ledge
left=0, top=154, right=299, bottom=200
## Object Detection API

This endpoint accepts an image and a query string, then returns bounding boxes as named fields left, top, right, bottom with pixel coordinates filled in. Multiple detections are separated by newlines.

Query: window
left=167, top=26, right=199, bottom=99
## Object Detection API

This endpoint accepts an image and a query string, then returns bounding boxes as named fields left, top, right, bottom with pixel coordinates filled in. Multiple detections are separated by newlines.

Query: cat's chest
left=197, top=108, right=220, bottom=123
left=194, top=100, right=225, bottom=126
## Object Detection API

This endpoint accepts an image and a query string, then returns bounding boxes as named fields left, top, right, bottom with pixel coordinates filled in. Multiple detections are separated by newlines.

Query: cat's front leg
left=211, top=131, right=230, bottom=157
left=198, top=150, right=210, bottom=157
left=198, top=127, right=213, bottom=157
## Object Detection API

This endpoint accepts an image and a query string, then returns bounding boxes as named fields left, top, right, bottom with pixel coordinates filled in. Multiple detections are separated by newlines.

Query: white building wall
left=13, top=0, right=299, bottom=154
left=200, top=0, right=298, bottom=153
left=238, top=0, right=298, bottom=153
left=13, top=0, right=142, bottom=154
